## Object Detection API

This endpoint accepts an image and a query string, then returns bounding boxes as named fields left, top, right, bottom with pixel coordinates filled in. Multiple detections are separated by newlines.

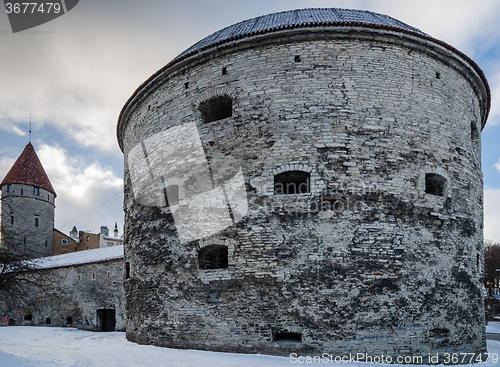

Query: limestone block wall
left=0, top=183, right=54, bottom=258
left=119, top=27, right=488, bottom=359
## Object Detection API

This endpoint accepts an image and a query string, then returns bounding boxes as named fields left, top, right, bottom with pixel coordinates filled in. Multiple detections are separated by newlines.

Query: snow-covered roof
left=103, top=234, right=124, bottom=241
left=33, top=245, right=123, bottom=270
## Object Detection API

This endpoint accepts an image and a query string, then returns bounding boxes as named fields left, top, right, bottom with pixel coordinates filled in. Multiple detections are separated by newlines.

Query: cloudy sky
left=1, top=0, right=500, bottom=240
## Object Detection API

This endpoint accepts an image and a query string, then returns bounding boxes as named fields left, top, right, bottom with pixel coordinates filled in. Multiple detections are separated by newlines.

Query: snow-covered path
left=0, top=327, right=290, bottom=367
left=0, top=326, right=500, bottom=367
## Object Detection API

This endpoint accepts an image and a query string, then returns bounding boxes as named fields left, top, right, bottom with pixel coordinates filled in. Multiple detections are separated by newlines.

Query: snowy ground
left=0, top=326, right=500, bottom=367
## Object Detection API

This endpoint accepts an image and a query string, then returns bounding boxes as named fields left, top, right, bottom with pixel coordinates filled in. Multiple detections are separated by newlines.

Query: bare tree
left=484, top=240, right=500, bottom=297
left=0, top=229, right=59, bottom=309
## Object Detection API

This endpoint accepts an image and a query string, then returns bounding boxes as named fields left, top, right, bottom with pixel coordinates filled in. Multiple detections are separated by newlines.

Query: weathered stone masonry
left=1, top=248, right=125, bottom=332
left=117, top=9, right=490, bottom=359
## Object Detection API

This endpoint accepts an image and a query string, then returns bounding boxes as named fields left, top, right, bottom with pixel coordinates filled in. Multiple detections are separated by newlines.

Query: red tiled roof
left=1, top=142, right=56, bottom=196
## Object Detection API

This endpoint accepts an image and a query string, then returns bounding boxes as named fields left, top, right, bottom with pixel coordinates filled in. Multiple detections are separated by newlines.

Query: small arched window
left=471, top=121, right=479, bottom=140
left=274, top=171, right=310, bottom=195
left=425, top=173, right=446, bottom=197
left=198, top=95, right=233, bottom=124
left=199, top=245, right=228, bottom=269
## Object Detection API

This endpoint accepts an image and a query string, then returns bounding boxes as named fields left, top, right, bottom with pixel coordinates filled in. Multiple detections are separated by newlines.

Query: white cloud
left=488, top=69, right=500, bottom=126
left=484, top=187, right=500, bottom=242
left=36, top=143, right=123, bottom=235
left=0, top=156, right=16, bottom=181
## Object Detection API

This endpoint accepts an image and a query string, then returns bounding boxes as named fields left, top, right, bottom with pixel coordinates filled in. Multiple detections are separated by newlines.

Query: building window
left=429, top=328, right=449, bottom=337
left=199, top=245, right=228, bottom=269
left=21, top=188, right=23, bottom=195
left=34, top=187, right=39, bottom=195
left=198, top=95, right=233, bottom=124
left=124, top=262, right=130, bottom=279
left=273, top=331, right=302, bottom=343
left=274, top=171, right=310, bottom=195
left=107, top=242, right=114, bottom=247
left=471, top=121, right=479, bottom=140
left=10, top=216, right=14, bottom=225
left=7, top=184, right=12, bottom=193
left=164, top=184, right=179, bottom=207
left=86, top=236, right=90, bottom=241
left=91, top=273, right=96, bottom=280
left=425, top=173, right=446, bottom=196
left=62, top=239, right=68, bottom=245
left=34, top=217, right=39, bottom=227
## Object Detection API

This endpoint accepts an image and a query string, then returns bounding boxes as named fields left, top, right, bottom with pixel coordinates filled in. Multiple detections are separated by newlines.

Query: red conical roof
left=1, top=142, right=56, bottom=196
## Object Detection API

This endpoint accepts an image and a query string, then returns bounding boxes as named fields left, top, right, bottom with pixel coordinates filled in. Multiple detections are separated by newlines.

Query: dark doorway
left=97, top=309, right=116, bottom=332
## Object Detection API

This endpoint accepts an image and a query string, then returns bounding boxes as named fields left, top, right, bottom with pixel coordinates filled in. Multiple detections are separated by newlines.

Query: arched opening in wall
left=274, top=171, right=310, bottom=195
left=45, top=318, right=51, bottom=325
left=471, top=121, right=479, bottom=140
left=198, top=95, right=233, bottom=123
left=66, top=317, right=73, bottom=325
left=425, top=173, right=446, bottom=196
left=164, top=184, right=179, bottom=207
left=8, top=318, right=14, bottom=326
left=23, top=313, right=32, bottom=321
left=199, top=245, right=228, bottom=269
left=273, top=331, right=302, bottom=343
left=429, top=328, right=449, bottom=337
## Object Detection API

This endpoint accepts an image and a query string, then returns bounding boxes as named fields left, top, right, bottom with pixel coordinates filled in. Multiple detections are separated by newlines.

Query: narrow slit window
left=34, top=187, right=39, bottom=195
left=164, top=185, right=179, bottom=207
left=273, top=331, right=302, bottom=343
left=34, top=217, right=39, bottom=227
left=125, top=262, right=130, bottom=279
left=199, top=245, right=228, bottom=270
left=198, top=95, right=233, bottom=124
left=471, top=121, right=479, bottom=140
left=7, top=184, right=12, bottom=193
left=275, top=171, right=310, bottom=195
left=425, top=173, right=446, bottom=197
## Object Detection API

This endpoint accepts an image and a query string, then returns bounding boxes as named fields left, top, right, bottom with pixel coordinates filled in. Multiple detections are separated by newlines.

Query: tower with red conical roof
left=0, top=142, right=56, bottom=258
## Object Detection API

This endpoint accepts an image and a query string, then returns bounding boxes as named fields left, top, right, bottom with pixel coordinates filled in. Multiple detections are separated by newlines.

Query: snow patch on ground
left=0, top=326, right=499, bottom=367
left=487, top=322, right=500, bottom=334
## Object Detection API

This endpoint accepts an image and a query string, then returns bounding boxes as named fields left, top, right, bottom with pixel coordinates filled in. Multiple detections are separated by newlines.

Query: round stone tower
left=0, top=142, right=56, bottom=258
left=117, top=8, right=490, bottom=359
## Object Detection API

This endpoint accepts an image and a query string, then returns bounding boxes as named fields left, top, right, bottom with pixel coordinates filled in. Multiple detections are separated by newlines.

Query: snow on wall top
left=33, top=245, right=124, bottom=270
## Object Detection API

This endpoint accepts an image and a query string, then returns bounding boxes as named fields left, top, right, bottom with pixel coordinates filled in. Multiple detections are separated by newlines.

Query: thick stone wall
left=0, top=258, right=125, bottom=331
left=120, top=28, right=487, bottom=359
left=0, top=183, right=54, bottom=258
